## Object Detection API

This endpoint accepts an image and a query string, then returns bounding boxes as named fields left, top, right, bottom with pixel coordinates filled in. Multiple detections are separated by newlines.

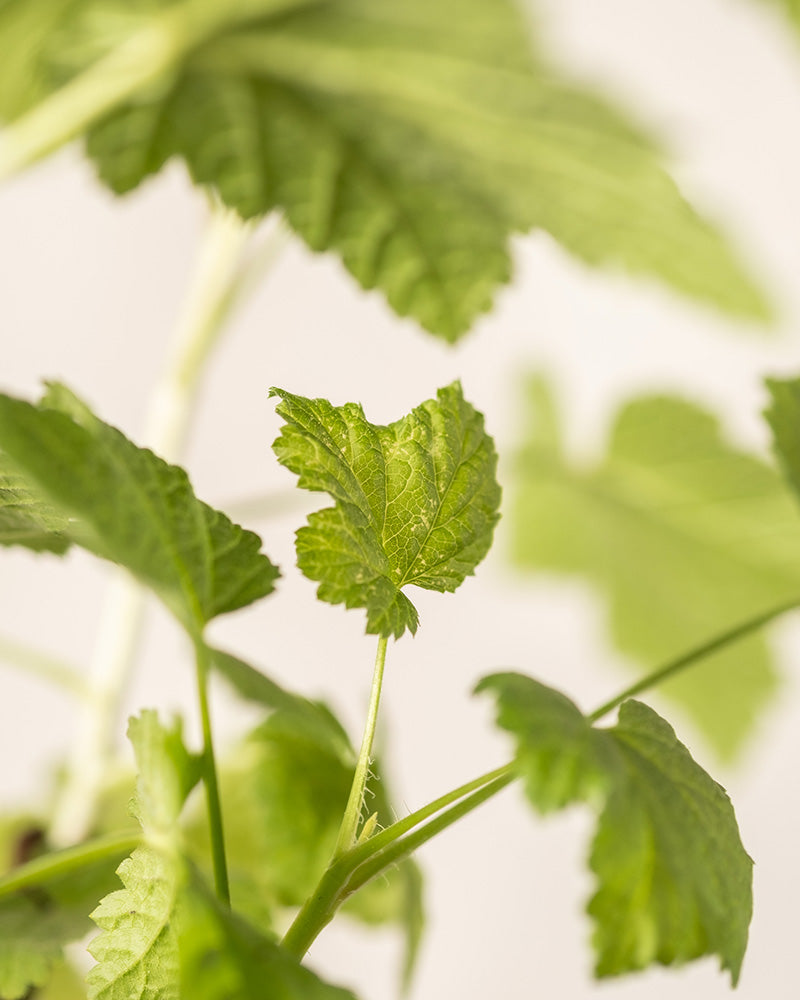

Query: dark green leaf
left=0, top=385, right=280, bottom=632
left=477, top=672, right=752, bottom=983
left=510, top=375, right=800, bottom=758
left=271, top=382, right=501, bottom=637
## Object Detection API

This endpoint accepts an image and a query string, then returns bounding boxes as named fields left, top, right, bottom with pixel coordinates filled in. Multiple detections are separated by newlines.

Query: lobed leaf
left=477, top=672, right=752, bottom=983
left=0, top=385, right=279, bottom=632
left=271, top=382, right=501, bottom=637
left=510, top=375, right=800, bottom=758
left=0, top=0, right=771, bottom=337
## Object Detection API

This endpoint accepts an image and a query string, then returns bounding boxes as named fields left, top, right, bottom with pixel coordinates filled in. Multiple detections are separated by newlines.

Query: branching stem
left=333, top=636, right=389, bottom=857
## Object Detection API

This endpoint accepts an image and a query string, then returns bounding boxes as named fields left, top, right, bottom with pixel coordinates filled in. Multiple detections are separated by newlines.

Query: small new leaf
left=271, top=382, right=501, bottom=637
left=477, top=673, right=752, bottom=983
left=0, top=385, right=279, bottom=632
left=511, top=376, right=800, bottom=757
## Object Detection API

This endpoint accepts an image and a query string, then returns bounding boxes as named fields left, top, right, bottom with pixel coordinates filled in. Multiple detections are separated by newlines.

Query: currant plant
left=2, top=1, right=800, bottom=999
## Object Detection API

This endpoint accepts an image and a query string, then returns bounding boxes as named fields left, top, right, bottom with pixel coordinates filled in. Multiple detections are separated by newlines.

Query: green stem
left=194, top=638, right=230, bottom=904
left=0, top=634, right=85, bottom=696
left=588, top=597, right=800, bottom=723
left=346, top=772, right=514, bottom=897
left=281, top=762, right=515, bottom=959
left=48, top=204, right=278, bottom=849
left=333, top=636, right=389, bottom=856
left=0, top=831, right=139, bottom=899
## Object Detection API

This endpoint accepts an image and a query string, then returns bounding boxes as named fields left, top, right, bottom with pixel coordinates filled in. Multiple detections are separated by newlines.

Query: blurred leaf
left=271, top=382, right=501, bottom=637
left=0, top=452, right=71, bottom=554
left=478, top=672, right=752, bottom=983
left=510, top=376, right=800, bottom=758
left=178, top=872, right=359, bottom=1000
left=0, top=0, right=771, bottom=337
left=0, top=385, right=279, bottom=633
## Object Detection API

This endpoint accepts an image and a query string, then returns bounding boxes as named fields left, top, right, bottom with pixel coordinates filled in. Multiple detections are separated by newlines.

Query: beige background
left=1, top=0, right=799, bottom=996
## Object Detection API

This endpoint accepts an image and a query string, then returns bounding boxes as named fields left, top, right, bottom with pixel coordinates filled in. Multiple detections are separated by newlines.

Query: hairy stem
left=588, top=597, right=800, bottom=723
left=282, top=762, right=516, bottom=959
left=48, top=205, right=280, bottom=847
left=0, top=634, right=85, bottom=696
left=194, top=638, right=230, bottom=904
left=333, top=636, right=390, bottom=856
left=0, top=831, right=140, bottom=899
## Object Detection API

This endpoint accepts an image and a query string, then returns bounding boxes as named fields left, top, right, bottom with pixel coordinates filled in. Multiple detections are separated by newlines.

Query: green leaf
left=0, top=384, right=279, bottom=632
left=87, top=711, right=198, bottom=1000
left=2, top=1, right=770, bottom=337
left=87, top=845, right=181, bottom=1000
left=510, top=375, right=800, bottom=758
left=271, top=382, right=501, bottom=638
left=0, top=452, right=70, bottom=554
left=764, top=376, right=800, bottom=498
left=477, top=672, right=752, bottom=983
left=178, top=872, right=359, bottom=1000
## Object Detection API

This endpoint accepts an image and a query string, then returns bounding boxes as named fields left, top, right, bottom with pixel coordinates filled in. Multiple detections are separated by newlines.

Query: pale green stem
left=0, top=831, right=139, bottom=898
left=0, top=634, right=85, bottom=696
left=48, top=205, right=282, bottom=848
left=588, top=597, right=800, bottom=723
left=0, top=0, right=289, bottom=182
left=333, top=636, right=389, bottom=857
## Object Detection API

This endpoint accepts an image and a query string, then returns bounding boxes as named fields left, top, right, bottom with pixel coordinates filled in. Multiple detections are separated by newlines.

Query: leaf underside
left=0, top=452, right=71, bottom=554
left=0, top=385, right=279, bottom=631
left=477, top=672, right=752, bottom=983
left=271, top=381, right=501, bottom=637
left=510, top=375, right=800, bottom=758
left=0, top=0, right=771, bottom=339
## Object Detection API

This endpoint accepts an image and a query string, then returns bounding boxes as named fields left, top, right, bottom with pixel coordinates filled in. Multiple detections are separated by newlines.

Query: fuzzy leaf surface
left=478, top=672, right=752, bottom=983
left=0, top=385, right=279, bottom=631
left=87, top=712, right=199, bottom=1000
left=510, top=376, right=800, bottom=758
left=271, top=382, right=500, bottom=637
left=1, top=1, right=770, bottom=336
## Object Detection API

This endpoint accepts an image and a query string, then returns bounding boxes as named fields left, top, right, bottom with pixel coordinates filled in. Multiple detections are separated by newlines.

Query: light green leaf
left=510, top=376, right=800, bottom=758
left=0, top=452, right=70, bottom=554
left=87, top=845, right=181, bottom=1000
left=271, top=382, right=501, bottom=638
left=1, top=1, right=770, bottom=337
left=764, top=376, right=800, bottom=498
left=178, top=872, right=359, bottom=1000
left=477, top=672, right=752, bottom=983
left=0, top=385, right=279, bottom=632
left=87, top=711, right=198, bottom=1000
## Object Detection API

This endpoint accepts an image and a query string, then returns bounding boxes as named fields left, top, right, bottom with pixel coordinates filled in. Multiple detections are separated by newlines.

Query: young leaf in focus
left=87, top=711, right=201, bottom=1000
left=477, top=672, right=752, bottom=983
left=271, top=382, right=501, bottom=637
left=200, top=648, right=424, bottom=981
left=0, top=0, right=771, bottom=337
left=0, top=385, right=279, bottom=633
left=0, top=452, right=70, bottom=553
left=510, top=375, right=800, bottom=758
